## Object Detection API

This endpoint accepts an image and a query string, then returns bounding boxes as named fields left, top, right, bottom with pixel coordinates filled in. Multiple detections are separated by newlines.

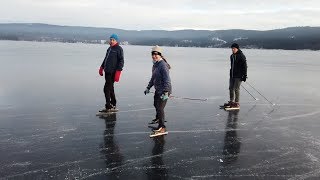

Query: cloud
left=1, top=0, right=319, bottom=30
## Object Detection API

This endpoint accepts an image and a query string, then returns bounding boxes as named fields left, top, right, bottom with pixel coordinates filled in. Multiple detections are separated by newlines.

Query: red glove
left=114, top=70, right=122, bottom=82
left=99, top=67, right=103, bottom=76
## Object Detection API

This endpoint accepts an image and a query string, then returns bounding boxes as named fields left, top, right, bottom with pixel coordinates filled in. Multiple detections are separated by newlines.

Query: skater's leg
left=157, top=97, right=168, bottom=129
left=229, top=78, right=235, bottom=102
left=150, top=94, right=168, bottom=137
left=110, top=73, right=117, bottom=107
left=104, top=73, right=113, bottom=109
left=234, top=78, right=242, bottom=103
left=154, top=94, right=160, bottom=119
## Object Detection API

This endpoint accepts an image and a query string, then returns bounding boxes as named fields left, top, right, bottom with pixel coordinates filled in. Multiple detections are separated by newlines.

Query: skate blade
left=220, top=105, right=231, bottom=109
left=96, top=112, right=115, bottom=116
left=224, top=107, right=240, bottom=111
left=99, top=108, right=119, bottom=113
left=149, top=132, right=168, bottom=138
left=148, top=120, right=167, bottom=125
left=148, top=121, right=158, bottom=125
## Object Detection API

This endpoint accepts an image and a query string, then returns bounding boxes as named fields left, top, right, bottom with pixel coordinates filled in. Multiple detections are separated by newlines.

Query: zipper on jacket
left=105, top=47, right=112, bottom=64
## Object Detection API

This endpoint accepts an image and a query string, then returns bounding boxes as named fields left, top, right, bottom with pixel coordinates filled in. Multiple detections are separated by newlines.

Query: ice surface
left=0, top=41, right=320, bottom=179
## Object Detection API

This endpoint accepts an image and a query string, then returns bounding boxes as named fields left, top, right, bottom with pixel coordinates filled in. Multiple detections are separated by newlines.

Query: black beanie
left=231, top=43, right=240, bottom=49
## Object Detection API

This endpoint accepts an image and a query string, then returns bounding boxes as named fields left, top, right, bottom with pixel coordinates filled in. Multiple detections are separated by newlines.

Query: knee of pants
left=103, top=85, right=108, bottom=92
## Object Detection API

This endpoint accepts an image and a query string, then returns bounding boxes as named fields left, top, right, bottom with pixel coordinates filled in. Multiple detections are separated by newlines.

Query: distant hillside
left=0, top=23, right=320, bottom=50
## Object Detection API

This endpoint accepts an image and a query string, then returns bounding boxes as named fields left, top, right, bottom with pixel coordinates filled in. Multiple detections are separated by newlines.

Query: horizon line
left=0, top=22, right=319, bottom=32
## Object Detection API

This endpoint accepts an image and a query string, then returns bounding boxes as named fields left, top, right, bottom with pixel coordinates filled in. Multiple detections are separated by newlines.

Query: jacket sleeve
left=161, top=64, right=171, bottom=93
left=147, top=70, right=154, bottom=90
left=241, top=54, right=248, bottom=76
left=229, top=55, right=232, bottom=77
left=117, top=47, right=124, bottom=71
left=101, top=48, right=110, bottom=68
left=100, top=60, right=105, bottom=68
left=100, top=53, right=106, bottom=67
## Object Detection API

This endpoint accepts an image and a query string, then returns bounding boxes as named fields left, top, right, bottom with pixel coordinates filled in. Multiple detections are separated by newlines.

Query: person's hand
left=99, top=67, right=104, bottom=76
left=144, top=88, right=150, bottom=95
left=161, top=92, right=169, bottom=101
left=241, top=75, right=247, bottom=82
left=114, top=70, right=121, bottom=82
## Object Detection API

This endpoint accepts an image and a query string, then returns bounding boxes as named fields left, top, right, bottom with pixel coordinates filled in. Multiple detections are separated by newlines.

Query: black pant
left=154, top=93, right=167, bottom=129
left=104, top=73, right=116, bottom=109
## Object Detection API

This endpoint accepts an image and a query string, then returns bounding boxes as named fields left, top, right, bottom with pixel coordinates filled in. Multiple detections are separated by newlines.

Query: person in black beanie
left=224, top=43, right=248, bottom=109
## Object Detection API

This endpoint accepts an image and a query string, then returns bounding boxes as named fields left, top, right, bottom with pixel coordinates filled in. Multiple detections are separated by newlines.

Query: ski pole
left=246, top=82, right=275, bottom=106
left=150, top=92, right=207, bottom=101
left=170, top=95, right=208, bottom=101
left=241, top=84, right=259, bottom=101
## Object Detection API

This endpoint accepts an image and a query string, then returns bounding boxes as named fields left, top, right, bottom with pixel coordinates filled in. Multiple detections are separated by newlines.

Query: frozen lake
left=0, top=41, right=320, bottom=179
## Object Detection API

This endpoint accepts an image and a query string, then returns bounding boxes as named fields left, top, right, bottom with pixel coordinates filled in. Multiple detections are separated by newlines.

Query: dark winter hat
left=231, top=43, right=240, bottom=49
left=110, top=34, right=119, bottom=41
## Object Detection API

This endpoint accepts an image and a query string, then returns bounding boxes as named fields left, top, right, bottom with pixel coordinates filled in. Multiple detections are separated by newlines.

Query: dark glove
left=241, top=75, right=247, bottom=82
left=144, top=88, right=150, bottom=95
left=99, top=67, right=104, bottom=76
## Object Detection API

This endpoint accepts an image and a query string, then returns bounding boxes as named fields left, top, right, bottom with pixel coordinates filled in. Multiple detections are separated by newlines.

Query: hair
left=160, top=55, right=171, bottom=69
left=152, top=50, right=171, bottom=69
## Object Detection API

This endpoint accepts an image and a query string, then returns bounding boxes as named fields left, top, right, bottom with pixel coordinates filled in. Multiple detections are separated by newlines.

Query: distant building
left=120, top=41, right=130, bottom=45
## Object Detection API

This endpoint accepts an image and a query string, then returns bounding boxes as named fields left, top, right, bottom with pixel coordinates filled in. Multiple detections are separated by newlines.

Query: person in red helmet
left=98, top=34, right=124, bottom=113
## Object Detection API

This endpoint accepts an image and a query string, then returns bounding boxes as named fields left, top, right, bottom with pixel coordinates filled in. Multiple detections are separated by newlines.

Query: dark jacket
left=147, top=60, right=172, bottom=95
left=230, top=50, right=247, bottom=79
left=101, top=44, right=124, bottom=73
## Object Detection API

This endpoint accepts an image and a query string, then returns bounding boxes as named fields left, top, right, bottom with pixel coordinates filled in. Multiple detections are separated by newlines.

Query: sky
left=1, top=0, right=320, bottom=30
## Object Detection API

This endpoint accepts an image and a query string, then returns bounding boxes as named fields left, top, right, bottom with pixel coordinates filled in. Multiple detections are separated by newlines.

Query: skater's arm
left=241, top=54, right=248, bottom=76
left=100, top=60, right=105, bottom=68
left=147, top=75, right=154, bottom=89
left=117, top=47, right=124, bottom=71
left=101, top=48, right=110, bottom=67
left=147, top=67, right=155, bottom=89
left=161, top=64, right=171, bottom=93
left=100, top=53, right=106, bottom=67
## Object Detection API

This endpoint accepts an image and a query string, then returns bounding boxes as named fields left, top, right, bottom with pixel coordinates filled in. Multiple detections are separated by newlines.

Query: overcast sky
left=1, top=0, right=320, bottom=30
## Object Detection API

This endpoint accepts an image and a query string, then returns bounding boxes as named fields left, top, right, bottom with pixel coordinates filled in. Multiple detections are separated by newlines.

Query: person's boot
left=149, top=118, right=167, bottom=124
left=149, top=118, right=159, bottom=124
left=231, top=102, right=240, bottom=108
left=100, top=108, right=112, bottom=113
left=110, top=104, right=119, bottom=112
left=153, top=127, right=166, bottom=132
left=150, top=127, right=168, bottom=138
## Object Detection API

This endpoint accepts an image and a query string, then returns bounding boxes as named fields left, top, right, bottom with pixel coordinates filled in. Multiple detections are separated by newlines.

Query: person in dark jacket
left=144, top=46, right=172, bottom=137
left=99, top=34, right=124, bottom=113
left=224, top=43, right=247, bottom=109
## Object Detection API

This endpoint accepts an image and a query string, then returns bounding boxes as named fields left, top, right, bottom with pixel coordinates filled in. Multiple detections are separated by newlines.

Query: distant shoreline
left=1, top=39, right=318, bottom=52
left=1, top=23, right=320, bottom=51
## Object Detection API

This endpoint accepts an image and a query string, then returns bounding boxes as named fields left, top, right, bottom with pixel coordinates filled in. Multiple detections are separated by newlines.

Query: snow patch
left=11, top=162, right=32, bottom=167
left=233, top=37, right=248, bottom=41
left=181, top=40, right=192, bottom=43
left=211, top=37, right=227, bottom=44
